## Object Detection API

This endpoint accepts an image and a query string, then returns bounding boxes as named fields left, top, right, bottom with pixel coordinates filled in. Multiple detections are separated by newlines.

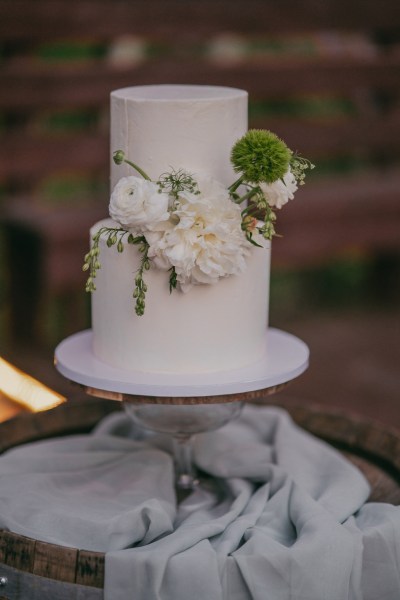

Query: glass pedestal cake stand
left=55, top=328, right=309, bottom=489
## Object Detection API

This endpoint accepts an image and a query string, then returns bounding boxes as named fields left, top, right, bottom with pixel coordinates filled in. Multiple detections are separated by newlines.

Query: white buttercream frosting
left=91, top=85, right=271, bottom=374
left=110, top=85, right=248, bottom=188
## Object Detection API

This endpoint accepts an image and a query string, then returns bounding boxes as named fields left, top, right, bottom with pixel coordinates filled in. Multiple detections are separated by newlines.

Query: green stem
left=228, top=174, right=245, bottom=194
left=123, top=159, right=152, bottom=181
left=234, top=187, right=258, bottom=205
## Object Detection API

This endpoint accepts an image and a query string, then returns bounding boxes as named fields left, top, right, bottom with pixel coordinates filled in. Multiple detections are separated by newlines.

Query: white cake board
left=55, top=328, right=309, bottom=398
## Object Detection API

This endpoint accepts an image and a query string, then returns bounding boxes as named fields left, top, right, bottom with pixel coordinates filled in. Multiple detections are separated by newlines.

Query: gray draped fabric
left=0, top=406, right=399, bottom=600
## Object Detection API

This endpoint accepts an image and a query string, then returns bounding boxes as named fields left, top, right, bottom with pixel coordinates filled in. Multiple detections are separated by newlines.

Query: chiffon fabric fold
left=0, top=406, right=399, bottom=600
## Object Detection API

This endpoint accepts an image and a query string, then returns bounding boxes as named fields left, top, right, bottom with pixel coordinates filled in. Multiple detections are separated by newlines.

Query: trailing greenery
left=82, top=226, right=151, bottom=316
left=132, top=237, right=150, bottom=316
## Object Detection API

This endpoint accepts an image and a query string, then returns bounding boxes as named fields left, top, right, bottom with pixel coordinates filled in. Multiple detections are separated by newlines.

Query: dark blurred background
left=0, top=0, right=399, bottom=423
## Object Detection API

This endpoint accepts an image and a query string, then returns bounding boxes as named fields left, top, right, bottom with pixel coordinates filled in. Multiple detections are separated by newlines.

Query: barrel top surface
left=0, top=397, right=399, bottom=589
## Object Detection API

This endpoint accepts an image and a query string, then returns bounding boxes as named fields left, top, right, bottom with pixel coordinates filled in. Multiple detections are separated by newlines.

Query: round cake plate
left=54, top=328, right=309, bottom=403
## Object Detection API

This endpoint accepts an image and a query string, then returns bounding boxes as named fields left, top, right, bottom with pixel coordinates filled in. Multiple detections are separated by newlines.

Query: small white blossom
left=260, top=168, right=298, bottom=209
left=147, top=174, right=250, bottom=292
left=109, top=176, right=170, bottom=233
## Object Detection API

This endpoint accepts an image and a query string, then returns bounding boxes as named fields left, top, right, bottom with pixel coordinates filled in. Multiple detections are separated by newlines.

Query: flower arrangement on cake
left=83, top=129, right=313, bottom=316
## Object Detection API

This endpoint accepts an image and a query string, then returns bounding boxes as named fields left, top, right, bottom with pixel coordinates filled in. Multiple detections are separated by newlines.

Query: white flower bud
left=259, top=168, right=298, bottom=210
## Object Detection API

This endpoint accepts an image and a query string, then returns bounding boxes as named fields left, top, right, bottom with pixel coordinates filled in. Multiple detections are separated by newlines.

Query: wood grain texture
left=0, top=531, right=35, bottom=572
left=33, top=541, right=78, bottom=583
left=75, top=550, right=105, bottom=588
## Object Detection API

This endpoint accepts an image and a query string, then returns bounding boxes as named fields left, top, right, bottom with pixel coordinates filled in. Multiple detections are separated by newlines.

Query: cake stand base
left=55, top=328, right=309, bottom=403
left=55, top=327, right=309, bottom=489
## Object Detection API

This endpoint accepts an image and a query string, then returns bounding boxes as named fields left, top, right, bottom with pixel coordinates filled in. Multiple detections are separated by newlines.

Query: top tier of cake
left=91, top=85, right=270, bottom=374
left=110, top=85, right=248, bottom=188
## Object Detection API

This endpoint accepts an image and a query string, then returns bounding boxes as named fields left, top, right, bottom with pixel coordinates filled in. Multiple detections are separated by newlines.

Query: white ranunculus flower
left=260, top=168, right=298, bottom=209
left=147, top=174, right=250, bottom=292
left=109, top=176, right=170, bottom=233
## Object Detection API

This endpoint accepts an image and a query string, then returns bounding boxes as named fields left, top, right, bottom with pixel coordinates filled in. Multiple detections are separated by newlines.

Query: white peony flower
left=147, top=174, right=250, bottom=292
left=260, top=168, right=298, bottom=209
left=109, top=176, right=170, bottom=233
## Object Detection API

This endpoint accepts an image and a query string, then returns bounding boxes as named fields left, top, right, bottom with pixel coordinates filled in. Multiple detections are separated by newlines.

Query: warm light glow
left=0, top=357, right=66, bottom=412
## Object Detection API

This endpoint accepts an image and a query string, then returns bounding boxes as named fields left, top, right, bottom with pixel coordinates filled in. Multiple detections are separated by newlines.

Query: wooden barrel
left=0, top=398, right=399, bottom=599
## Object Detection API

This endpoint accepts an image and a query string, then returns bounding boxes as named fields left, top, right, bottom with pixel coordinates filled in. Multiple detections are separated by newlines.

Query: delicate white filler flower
left=260, top=168, right=298, bottom=209
left=109, top=176, right=170, bottom=232
left=147, top=174, right=250, bottom=292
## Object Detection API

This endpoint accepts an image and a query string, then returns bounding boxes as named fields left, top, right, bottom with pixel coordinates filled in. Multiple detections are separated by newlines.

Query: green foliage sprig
left=239, top=191, right=278, bottom=243
left=83, top=226, right=151, bottom=316
left=157, top=169, right=200, bottom=199
left=229, top=130, right=314, bottom=241
left=82, top=226, right=128, bottom=291
left=132, top=236, right=150, bottom=316
left=290, top=153, right=315, bottom=185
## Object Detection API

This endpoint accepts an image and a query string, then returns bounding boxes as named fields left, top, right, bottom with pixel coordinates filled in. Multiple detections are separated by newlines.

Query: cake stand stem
left=172, top=434, right=199, bottom=489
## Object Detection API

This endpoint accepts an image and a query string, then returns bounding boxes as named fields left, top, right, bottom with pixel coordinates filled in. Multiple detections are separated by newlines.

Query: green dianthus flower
left=231, top=129, right=291, bottom=184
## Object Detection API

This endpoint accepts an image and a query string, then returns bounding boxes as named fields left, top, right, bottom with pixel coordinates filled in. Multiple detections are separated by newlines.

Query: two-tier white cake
left=90, top=85, right=271, bottom=374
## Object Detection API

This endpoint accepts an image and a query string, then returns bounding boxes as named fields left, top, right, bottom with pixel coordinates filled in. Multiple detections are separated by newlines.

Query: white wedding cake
left=86, top=85, right=310, bottom=375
